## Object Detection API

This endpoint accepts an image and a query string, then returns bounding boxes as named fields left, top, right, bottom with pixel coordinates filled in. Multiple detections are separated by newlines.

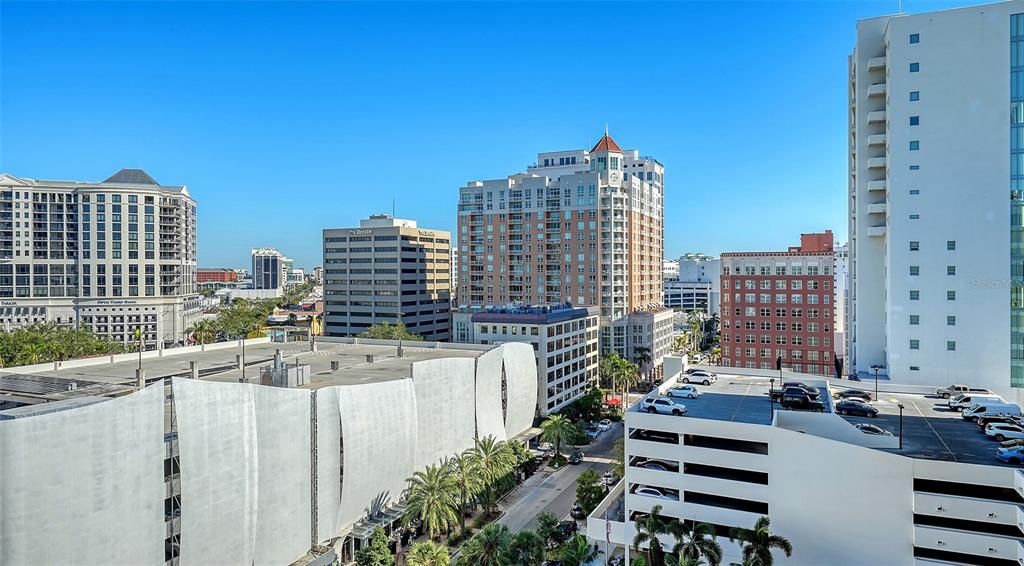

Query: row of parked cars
left=640, top=369, right=720, bottom=416
left=932, top=385, right=1024, bottom=465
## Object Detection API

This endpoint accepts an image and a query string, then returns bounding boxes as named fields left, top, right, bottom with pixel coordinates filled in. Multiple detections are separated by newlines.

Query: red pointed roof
left=590, top=133, right=622, bottom=153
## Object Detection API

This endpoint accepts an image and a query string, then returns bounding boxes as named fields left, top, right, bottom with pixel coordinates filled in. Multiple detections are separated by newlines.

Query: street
left=497, top=420, right=625, bottom=533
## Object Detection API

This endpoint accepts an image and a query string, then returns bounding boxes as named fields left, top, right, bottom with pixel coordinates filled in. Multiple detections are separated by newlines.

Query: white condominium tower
left=0, top=169, right=200, bottom=346
left=849, top=1, right=1024, bottom=395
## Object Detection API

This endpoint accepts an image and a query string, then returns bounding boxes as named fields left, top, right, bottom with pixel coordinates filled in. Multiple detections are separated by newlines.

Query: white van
left=948, top=394, right=1004, bottom=411
left=962, top=403, right=1022, bottom=422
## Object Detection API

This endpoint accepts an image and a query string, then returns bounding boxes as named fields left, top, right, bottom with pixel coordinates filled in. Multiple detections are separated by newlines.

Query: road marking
left=908, top=397, right=957, bottom=461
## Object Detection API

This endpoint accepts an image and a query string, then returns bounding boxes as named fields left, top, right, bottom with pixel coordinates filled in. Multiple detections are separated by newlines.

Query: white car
left=667, top=385, right=700, bottom=399
left=598, top=419, right=612, bottom=432
left=601, top=471, right=618, bottom=486
left=681, top=371, right=717, bottom=386
left=634, top=486, right=675, bottom=500
left=986, top=423, right=1024, bottom=442
left=538, top=442, right=554, bottom=453
left=855, top=423, right=893, bottom=436
left=641, top=396, right=687, bottom=416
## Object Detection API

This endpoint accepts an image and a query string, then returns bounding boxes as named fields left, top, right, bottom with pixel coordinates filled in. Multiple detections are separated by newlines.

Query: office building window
left=910, top=266, right=920, bottom=276
left=910, top=62, right=920, bottom=72
left=910, top=189, right=920, bottom=195
left=947, top=265, right=956, bottom=275
left=947, top=315, right=956, bottom=326
left=909, top=214, right=920, bottom=219
left=910, top=365, right=920, bottom=371
left=909, top=241, right=919, bottom=251
left=947, top=240, right=956, bottom=250
left=910, top=33, right=920, bottom=43
left=910, top=165, right=920, bottom=170
left=910, top=339, right=920, bottom=350
left=910, top=116, right=919, bottom=125
left=910, top=315, right=920, bottom=325
left=909, top=141, right=920, bottom=150
left=947, top=341, right=956, bottom=351
left=947, top=290, right=956, bottom=301
left=910, top=91, right=920, bottom=101
left=910, top=290, right=920, bottom=300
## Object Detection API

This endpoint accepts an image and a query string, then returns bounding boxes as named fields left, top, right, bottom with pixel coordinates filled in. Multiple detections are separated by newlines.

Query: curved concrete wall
left=475, top=347, right=507, bottom=441
left=315, top=387, right=343, bottom=542
left=0, top=383, right=165, bottom=566
left=501, top=342, right=539, bottom=439
left=337, top=379, right=417, bottom=532
left=412, top=357, right=477, bottom=469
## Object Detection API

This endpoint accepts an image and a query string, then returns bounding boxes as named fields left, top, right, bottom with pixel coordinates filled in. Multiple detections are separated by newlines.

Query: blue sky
left=0, top=0, right=978, bottom=269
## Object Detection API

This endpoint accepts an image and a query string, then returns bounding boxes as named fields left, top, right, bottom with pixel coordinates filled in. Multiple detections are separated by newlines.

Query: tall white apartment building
left=849, top=2, right=1021, bottom=393
left=456, top=132, right=672, bottom=376
left=0, top=169, right=199, bottom=346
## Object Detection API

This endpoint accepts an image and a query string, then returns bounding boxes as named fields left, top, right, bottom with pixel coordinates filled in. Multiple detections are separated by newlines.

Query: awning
left=605, top=398, right=621, bottom=406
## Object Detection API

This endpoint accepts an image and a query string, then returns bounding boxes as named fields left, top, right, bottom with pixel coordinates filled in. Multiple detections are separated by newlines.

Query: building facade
left=0, top=169, right=200, bottom=346
left=849, top=2, right=1020, bottom=392
left=663, top=253, right=721, bottom=316
left=721, top=232, right=837, bottom=376
left=453, top=304, right=600, bottom=415
left=197, top=268, right=240, bottom=284
left=323, top=214, right=451, bottom=341
left=251, top=247, right=289, bottom=290
left=834, top=243, right=849, bottom=369
left=456, top=132, right=672, bottom=373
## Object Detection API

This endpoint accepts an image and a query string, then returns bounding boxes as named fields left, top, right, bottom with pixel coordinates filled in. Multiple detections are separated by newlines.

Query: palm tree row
left=187, top=280, right=318, bottom=345
left=599, top=352, right=641, bottom=408
left=458, top=521, right=598, bottom=566
left=0, top=322, right=126, bottom=368
left=632, top=507, right=790, bottom=566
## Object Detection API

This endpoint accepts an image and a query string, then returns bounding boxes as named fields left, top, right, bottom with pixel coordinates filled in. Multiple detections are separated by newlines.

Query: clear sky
left=0, top=0, right=980, bottom=270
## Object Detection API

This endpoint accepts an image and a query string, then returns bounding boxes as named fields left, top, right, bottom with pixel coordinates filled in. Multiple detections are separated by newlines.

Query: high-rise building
left=456, top=132, right=672, bottom=374
left=251, top=247, right=290, bottom=290
left=450, top=246, right=458, bottom=305
left=663, top=253, right=721, bottom=316
left=323, top=214, right=451, bottom=341
left=849, top=2, right=1020, bottom=391
left=721, top=231, right=837, bottom=376
left=0, top=169, right=199, bottom=346
left=834, top=242, right=849, bottom=368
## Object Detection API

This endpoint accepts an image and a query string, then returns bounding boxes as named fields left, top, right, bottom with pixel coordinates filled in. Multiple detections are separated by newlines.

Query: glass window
left=910, top=91, right=920, bottom=101
left=910, top=339, right=920, bottom=350
left=947, top=265, right=956, bottom=275
left=910, top=33, right=920, bottom=44
left=910, top=290, right=920, bottom=300
left=947, top=341, right=956, bottom=351
left=909, top=241, right=919, bottom=251
left=910, top=62, right=920, bottom=72
left=947, top=240, right=956, bottom=250
left=910, top=214, right=920, bottom=219
left=910, top=189, right=920, bottom=195
left=910, top=315, right=920, bottom=325
left=909, top=141, right=920, bottom=151
left=910, top=266, right=920, bottom=276
left=910, top=165, right=920, bottom=171
left=947, top=290, right=956, bottom=301
left=947, top=316, right=956, bottom=326
left=910, top=116, right=919, bottom=126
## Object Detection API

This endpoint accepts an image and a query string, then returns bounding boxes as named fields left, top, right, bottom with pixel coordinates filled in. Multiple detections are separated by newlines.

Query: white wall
left=475, top=347, right=506, bottom=441
left=412, top=357, right=477, bottom=469
left=502, top=342, right=539, bottom=438
left=0, top=383, right=165, bottom=566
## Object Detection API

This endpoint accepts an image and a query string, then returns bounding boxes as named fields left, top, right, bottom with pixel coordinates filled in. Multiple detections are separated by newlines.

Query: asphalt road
left=497, top=420, right=625, bottom=533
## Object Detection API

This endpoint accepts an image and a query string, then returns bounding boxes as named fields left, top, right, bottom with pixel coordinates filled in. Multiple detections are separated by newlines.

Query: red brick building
left=720, top=231, right=837, bottom=376
left=197, top=268, right=239, bottom=284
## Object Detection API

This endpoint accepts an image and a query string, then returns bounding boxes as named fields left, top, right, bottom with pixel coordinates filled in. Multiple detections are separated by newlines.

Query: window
left=910, top=315, right=920, bottom=325
left=947, top=291, right=956, bottom=301
left=910, top=290, right=920, bottom=300
left=909, top=214, right=920, bottom=219
left=910, top=365, right=920, bottom=371
left=947, top=341, right=956, bottom=351
left=909, top=141, right=920, bottom=151
left=947, top=240, right=956, bottom=250
left=910, top=189, right=920, bottom=195
left=947, top=315, right=956, bottom=326
left=909, top=241, right=919, bottom=251
left=947, top=265, right=956, bottom=275
left=910, top=266, right=920, bottom=276
left=910, top=340, right=920, bottom=350
left=910, top=165, right=920, bottom=171
left=910, top=62, right=919, bottom=72
left=910, top=91, right=920, bottom=101
left=910, top=33, right=920, bottom=43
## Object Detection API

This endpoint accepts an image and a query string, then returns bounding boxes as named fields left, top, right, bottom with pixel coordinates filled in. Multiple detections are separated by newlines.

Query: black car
left=771, top=383, right=820, bottom=401
left=568, top=450, right=584, bottom=465
left=978, top=415, right=1023, bottom=429
left=836, top=399, right=878, bottom=417
left=780, top=389, right=824, bottom=411
left=833, top=389, right=872, bottom=402
left=570, top=503, right=587, bottom=520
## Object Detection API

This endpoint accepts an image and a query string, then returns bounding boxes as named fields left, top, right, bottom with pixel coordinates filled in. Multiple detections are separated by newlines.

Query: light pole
left=898, top=403, right=905, bottom=450
left=134, top=326, right=143, bottom=372
left=872, top=365, right=881, bottom=401
left=770, top=378, right=776, bottom=420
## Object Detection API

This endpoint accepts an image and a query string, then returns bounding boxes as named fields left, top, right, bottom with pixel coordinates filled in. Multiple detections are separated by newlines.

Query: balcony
left=867, top=180, right=887, bottom=192
left=867, top=56, right=886, bottom=70
left=867, top=202, right=887, bottom=215
left=867, top=110, right=886, bottom=123
left=867, top=82, right=887, bottom=97
left=867, top=225, right=887, bottom=237
left=867, top=157, right=887, bottom=169
left=867, top=134, right=886, bottom=146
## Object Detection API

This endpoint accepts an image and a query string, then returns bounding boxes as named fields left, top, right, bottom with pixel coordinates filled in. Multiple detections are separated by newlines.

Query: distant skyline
left=0, top=0, right=980, bottom=270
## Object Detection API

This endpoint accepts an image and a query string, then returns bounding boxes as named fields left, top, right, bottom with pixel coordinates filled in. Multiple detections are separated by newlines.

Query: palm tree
left=616, top=359, right=641, bottom=408
left=405, top=541, right=449, bottom=566
left=402, top=464, right=459, bottom=541
left=667, top=557, right=706, bottom=566
left=559, top=533, right=601, bottom=566
left=188, top=320, right=216, bottom=345
left=729, top=516, right=792, bottom=566
left=447, top=450, right=482, bottom=536
left=507, top=441, right=532, bottom=480
left=470, top=436, right=514, bottom=516
left=459, top=523, right=511, bottom=566
left=633, top=345, right=652, bottom=383
left=672, top=522, right=722, bottom=566
left=16, top=342, right=44, bottom=366
left=501, top=530, right=545, bottom=566
left=687, top=310, right=704, bottom=351
left=710, top=346, right=722, bottom=365
left=540, top=414, right=576, bottom=458
left=633, top=505, right=677, bottom=566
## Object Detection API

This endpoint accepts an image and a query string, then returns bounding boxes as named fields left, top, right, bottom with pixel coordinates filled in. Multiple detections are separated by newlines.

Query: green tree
left=559, top=533, right=601, bottom=566
left=458, top=523, right=511, bottom=566
left=469, top=436, right=514, bottom=516
left=536, top=511, right=565, bottom=549
left=405, top=541, right=450, bottom=566
left=540, top=414, right=576, bottom=458
left=355, top=527, right=394, bottom=566
left=710, top=346, right=722, bottom=364
left=600, top=352, right=639, bottom=407
left=687, top=310, right=704, bottom=351
left=358, top=322, right=423, bottom=341
left=575, top=469, right=605, bottom=515
left=403, top=464, right=459, bottom=541
left=633, top=345, right=652, bottom=382
left=611, top=438, right=625, bottom=479
left=448, top=450, right=482, bottom=537
left=188, top=320, right=216, bottom=345
left=729, top=516, right=792, bottom=566
left=507, top=441, right=532, bottom=480
left=501, top=530, right=545, bottom=566
left=633, top=505, right=676, bottom=566
left=672, top=522, right=723, bottom=566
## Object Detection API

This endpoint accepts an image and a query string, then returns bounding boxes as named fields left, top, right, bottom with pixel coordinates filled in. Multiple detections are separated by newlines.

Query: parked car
left=936, top=384, right=993, bottom=399
left=602, top=471, right=618, bottom=486
left=1000, top=438, right=1024, bottom=449
left=570, top=502, right=587, bottom=520
left=635, top=459, right=674, bottom=472
left=834, top=389, right=872, bottom=402
left=634, top=486, right=674, bottom=500
left=986, top=423, right=1024, bottom=442
left=641, top=396, right=688, bottom=416
left=977, top=415, right=1024, bottom=430
left=855, top=423, right=892, bottom=436
left=633, top=429, right=679, bottom=443
left=568, top=450, right=584, bottom=465
left=770, top=383, right=820, bottom=401
left=779, top=388, right=824, bottom=412
left=836, top=399, right=879, bottom=417
left=598, top=419, right=613, bottom=432
left=538, top=442, right=554, bottom=454
left=667, top=384, right=700, bottom=399
left=681, top=370, right=717, bottom=386
left=963, top=403, right=1022, bottom=422
left=949, top=394, right=1004, bottom=411
left=996, top=445, right=1024, bottom=465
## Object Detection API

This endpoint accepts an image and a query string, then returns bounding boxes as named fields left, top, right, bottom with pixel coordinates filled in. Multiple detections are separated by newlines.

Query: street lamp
left=871, top=365, right=881, bottom=401
left=770, top=378, right=776, bottom=420
left=898, top=403, right=905, bottom=450
left=134, top=326, right=143, bottom=372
